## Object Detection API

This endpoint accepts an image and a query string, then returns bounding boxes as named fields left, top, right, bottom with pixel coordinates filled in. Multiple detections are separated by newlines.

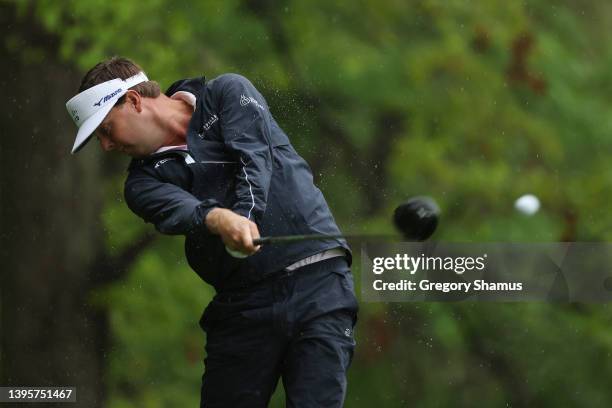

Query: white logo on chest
left=154, top=157, right=177, bottom=169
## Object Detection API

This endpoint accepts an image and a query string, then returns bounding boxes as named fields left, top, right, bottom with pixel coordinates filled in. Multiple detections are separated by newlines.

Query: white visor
left=65, top=71, right=149, bottom=154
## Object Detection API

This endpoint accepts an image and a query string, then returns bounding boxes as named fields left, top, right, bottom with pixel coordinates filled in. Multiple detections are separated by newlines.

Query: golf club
left=253, top=196, right=440, bottom=245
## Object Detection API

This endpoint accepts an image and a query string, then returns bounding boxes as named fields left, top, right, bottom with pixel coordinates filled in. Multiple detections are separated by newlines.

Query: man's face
left=94, top=91, right=162, bottom=158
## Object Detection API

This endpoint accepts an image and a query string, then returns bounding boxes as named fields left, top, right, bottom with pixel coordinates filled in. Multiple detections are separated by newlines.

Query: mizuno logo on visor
left=94, top=88, right=123, bottom=107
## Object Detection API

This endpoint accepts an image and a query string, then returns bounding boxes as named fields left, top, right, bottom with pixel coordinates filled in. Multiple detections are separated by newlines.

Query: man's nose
left=99, top=137, right=116, bottom=152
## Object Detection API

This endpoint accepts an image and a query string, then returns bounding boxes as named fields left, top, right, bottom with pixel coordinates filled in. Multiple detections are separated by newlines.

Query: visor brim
left=70, top=102, right=115, bottom=154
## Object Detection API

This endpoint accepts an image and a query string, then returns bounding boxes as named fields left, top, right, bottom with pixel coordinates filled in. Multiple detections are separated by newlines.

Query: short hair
left=78, top=56, right=161, bottom=106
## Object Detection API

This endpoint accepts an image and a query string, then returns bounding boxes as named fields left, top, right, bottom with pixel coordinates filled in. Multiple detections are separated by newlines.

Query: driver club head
left=393, top=196, right=440, bottom=241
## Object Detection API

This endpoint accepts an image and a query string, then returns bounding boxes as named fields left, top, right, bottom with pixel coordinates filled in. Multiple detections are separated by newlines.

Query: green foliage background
left=13, top=0, right=612, bottom=406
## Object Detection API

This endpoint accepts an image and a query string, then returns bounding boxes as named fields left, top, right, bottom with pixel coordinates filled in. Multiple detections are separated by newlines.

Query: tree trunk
left=1, top=3, right=109, bottom=406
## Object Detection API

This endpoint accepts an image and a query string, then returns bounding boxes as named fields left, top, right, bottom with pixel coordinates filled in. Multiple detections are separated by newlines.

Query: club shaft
left=253, top=234, right=393, bottom=245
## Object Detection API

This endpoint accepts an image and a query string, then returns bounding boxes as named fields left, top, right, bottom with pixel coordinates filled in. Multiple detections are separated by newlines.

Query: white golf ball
left=514, top=194, right=540, bottom=215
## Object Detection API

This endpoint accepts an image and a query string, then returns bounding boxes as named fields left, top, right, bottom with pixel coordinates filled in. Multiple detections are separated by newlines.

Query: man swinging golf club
left=66, top=56, right=358, bottom=407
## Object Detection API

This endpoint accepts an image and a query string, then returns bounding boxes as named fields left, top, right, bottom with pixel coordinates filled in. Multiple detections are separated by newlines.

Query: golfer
left=66, top=56, right=358, bottom=407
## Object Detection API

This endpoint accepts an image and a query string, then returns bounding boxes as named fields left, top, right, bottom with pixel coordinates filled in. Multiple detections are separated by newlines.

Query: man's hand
left=205, top=208, right=261, bottom=255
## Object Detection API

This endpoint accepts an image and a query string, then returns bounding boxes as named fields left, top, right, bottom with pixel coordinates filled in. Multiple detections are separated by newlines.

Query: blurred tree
left=1, top=3, right=156, bottom=406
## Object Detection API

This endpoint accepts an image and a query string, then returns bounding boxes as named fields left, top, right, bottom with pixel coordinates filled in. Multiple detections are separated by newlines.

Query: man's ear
left=125, top=90, right=142, bottom=112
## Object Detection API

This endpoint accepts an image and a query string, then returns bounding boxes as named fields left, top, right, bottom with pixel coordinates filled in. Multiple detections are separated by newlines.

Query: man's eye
left=98, top=123, right=110, bottom=136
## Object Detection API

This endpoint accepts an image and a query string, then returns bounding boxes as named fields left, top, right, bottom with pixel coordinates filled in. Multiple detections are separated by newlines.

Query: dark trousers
left=199, top=256, right=359, bottom=407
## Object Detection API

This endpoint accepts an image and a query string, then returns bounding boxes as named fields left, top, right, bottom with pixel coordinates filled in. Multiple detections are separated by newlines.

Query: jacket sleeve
left=124, top=168, right=220, bottom=236
left=214, top=73, right=274, bottom=225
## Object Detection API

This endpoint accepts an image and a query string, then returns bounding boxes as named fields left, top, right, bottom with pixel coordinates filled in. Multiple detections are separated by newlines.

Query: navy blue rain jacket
left=123, top=73, right=351, bottom=291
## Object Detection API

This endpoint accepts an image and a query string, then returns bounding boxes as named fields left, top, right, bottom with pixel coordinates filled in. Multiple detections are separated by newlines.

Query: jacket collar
left=164, top=76, right=206, bottom=98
